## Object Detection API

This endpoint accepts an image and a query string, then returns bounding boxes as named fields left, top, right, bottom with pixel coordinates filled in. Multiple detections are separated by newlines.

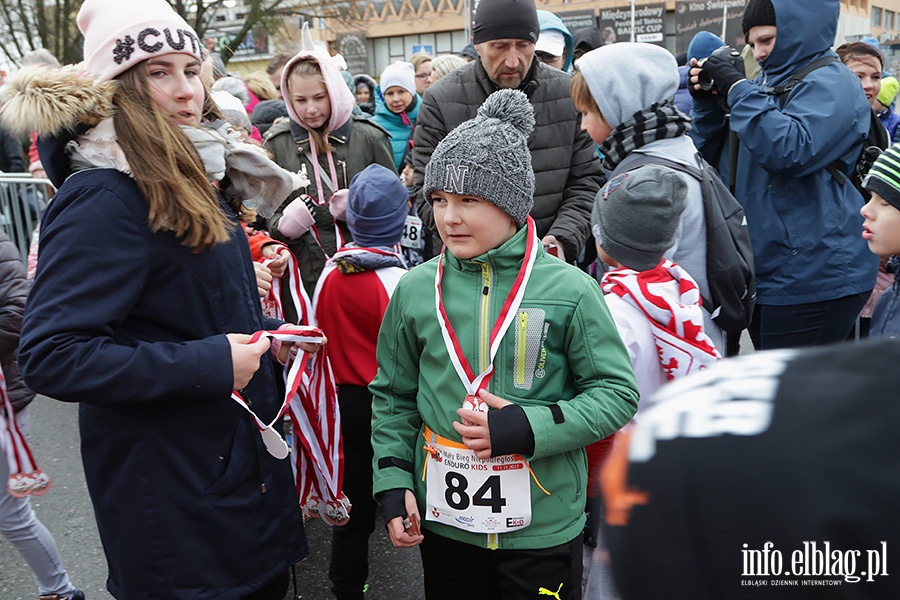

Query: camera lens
left=697, top=70, right=715, bottom=92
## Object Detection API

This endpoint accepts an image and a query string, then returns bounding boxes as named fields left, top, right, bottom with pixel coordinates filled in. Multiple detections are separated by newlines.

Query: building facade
left=219, top=0, right=900, bottom=79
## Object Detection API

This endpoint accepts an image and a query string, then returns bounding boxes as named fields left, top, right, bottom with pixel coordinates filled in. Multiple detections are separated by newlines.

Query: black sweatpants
left=419, top=531, right=583, bottom=600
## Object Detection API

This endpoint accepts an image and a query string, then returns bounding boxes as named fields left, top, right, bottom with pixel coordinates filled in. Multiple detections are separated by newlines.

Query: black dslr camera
left=697, top=46, right=746, bottom=91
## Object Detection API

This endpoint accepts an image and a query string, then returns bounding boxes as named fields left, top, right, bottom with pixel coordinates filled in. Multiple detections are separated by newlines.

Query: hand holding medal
left=230, top=327, right=327, bottom=460
left=453, top=389, right=514, bottom=459
left=386, top=489, right=424, bottom=548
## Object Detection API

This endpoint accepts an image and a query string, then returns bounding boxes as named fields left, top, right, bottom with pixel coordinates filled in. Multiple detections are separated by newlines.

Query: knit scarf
left=69, top=119, right=308, bottom=218
left=599, top=100, right=693, bottom=171
left=330, top=244, right=407, bottom=274
left=601, top=259, right=721, bottom=381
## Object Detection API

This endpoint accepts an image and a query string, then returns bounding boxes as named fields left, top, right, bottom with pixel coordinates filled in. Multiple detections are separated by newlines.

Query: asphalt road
left=0, top=396, right=424, bottom=600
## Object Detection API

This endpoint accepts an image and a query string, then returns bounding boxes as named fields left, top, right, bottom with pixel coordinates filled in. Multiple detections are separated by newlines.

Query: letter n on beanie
left=445, top=165, right=469, bottom=195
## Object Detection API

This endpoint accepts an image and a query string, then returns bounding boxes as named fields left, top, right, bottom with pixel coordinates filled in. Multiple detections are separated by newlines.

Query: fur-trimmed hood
left=0, top=64, right=116, bottom=138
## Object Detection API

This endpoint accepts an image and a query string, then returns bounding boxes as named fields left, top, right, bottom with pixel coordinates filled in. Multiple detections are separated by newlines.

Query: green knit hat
left=878, top=76, right=899, bottom=107
left=863, top=142, right=900, bottom=210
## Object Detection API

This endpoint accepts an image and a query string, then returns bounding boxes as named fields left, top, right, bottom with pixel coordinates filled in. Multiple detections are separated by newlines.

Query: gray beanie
left=592, top=165, right=687, bottom=271
left=423, top=89, right=535, bottom=226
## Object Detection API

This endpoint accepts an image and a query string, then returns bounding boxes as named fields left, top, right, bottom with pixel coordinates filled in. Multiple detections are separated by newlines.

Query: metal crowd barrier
left=0, top=173, right=54, bottom=263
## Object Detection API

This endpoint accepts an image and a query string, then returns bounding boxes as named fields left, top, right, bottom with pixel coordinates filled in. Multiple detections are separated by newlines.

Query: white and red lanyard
left=305, top=142, right=346, bottom=260
left=0, top=369, right=51, bottom=498
left=434, top=217, right=539, bottom=413
left=230, top=329, right=325, bottom=458
left=309, top=223, right=346, bottom=261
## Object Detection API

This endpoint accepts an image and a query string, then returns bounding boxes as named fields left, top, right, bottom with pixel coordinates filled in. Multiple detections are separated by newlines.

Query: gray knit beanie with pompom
left=423, top=89, right=535, bottom=226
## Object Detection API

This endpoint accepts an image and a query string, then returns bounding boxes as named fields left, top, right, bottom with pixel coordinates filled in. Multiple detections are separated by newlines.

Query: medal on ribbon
left=434, top=217, right=540, bottom=415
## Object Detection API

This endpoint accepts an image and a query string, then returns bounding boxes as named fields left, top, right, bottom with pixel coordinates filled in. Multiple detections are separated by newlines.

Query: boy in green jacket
left=370, top=89, right=638, bottom=600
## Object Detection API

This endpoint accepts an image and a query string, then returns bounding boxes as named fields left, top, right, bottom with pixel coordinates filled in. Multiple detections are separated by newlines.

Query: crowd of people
left=0, top=0, right=898, bottom=598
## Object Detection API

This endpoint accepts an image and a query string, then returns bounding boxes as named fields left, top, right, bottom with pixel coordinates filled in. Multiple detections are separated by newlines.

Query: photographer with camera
left=689, top=0, right=877, bottom=350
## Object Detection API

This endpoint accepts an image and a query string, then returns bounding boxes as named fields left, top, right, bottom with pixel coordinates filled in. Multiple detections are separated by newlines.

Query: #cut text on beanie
left=78, top=0, right=202, bottom=83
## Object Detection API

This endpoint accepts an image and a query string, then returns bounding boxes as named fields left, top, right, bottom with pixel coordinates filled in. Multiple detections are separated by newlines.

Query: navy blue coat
left=19, top=168, right=306, bottom=599
left=691, top=0, right=878, bottom=305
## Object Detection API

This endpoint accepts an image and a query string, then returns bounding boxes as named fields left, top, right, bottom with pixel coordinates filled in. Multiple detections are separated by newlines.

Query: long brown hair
left=285, top=59, right=333, bottom=153
left=112, top=62, right=248, bottom=251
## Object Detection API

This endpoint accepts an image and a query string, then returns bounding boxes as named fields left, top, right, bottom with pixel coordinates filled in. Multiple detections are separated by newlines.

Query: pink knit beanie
left=78, top=0, right=202, bottom=83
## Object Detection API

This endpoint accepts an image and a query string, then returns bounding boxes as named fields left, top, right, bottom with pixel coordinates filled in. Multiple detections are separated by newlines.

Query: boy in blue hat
left=312, top=163, right=410, bottom=600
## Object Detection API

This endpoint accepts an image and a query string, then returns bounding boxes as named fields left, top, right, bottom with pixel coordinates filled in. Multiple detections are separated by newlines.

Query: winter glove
left=701, top=54, right=746, bottom=98
left=328, top=189, right=349, bottom=221
left=688, top=72, right=717, bottom=101
left=377, top=488, right=409, bottom=524
left=487, top=404, right=535, bottom=457
left=277, top=195, right=316, bottom=238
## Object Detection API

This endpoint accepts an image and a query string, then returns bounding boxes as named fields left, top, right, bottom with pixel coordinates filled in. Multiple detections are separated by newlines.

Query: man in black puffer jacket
left=412, top=0, right=602, bottom=262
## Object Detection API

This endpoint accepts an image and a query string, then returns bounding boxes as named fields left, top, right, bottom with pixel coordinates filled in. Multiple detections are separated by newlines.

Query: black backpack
left=765, top=55, right=890, bottom=198
left=609, top=153, right=756, bottom=334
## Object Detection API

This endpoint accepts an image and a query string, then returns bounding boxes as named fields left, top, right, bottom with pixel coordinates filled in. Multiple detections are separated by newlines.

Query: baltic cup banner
left=597, top=3, right=666, bottom=46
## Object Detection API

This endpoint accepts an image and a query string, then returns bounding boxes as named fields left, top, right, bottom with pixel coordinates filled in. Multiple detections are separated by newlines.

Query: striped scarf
left=600, top=100, right=693, bottom=172
left=331, top=244, right=407, bottom=274
left=601, top=259, right=721, bottom=381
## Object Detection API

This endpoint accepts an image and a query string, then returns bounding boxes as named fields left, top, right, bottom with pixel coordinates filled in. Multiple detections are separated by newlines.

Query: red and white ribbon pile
left=232, top=328, right=349, bottom=525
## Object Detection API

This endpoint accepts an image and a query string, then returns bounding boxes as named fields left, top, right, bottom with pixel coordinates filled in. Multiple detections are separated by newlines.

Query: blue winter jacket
left=538, top=10, right=575, bottom=72
left=20, top=162, right=306, bottom=599
left=691, top=0, right=878, bottom=305
left=674, top=64, right=693, bottom=117
left=879, top=106, right=900, bottom=144
left=372, top=89, right=420, bottom=170
left=872, top=257, right=900, bottom=338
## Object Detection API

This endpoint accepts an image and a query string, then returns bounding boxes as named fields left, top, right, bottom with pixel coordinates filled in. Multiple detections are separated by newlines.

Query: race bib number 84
left=425, top=441, right=531, bottom=533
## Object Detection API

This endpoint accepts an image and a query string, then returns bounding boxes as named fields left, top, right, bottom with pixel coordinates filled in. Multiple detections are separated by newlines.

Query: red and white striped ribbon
left=309, top=223, right=347, bottom=261
left=260, top=247, right=312, bottom=325
left=0, top=369, right=51, bottom=498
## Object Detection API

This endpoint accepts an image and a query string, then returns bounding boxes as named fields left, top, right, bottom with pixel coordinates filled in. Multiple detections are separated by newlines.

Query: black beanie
left=741, top=0, right=776, bottom=35
left=473, top=0, right=539, bottom=45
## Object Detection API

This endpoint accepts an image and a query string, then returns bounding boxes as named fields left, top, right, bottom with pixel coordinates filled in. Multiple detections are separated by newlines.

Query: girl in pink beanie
left=0, top=0, right=322, bottom=598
